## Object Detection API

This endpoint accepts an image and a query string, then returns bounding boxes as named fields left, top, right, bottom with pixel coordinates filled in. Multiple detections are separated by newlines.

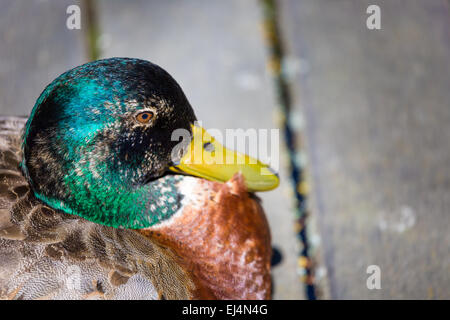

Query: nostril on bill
left=203, top=142, right=215, bottom=152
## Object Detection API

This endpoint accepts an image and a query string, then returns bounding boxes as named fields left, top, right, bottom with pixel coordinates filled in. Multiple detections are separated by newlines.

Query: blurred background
left=0, top=0, right=449, bottom=299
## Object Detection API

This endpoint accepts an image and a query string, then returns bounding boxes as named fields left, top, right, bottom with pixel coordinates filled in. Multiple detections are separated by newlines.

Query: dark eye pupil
left=142, top=114, right=148, bottom=119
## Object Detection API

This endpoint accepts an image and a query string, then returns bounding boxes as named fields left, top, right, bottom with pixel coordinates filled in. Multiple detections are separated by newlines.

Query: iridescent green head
left=22, top=58, right=196, bottom=228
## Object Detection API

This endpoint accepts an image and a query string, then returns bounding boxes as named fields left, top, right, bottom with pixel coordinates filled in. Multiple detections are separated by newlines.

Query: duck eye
left=136, top=111, right=154, bottom=124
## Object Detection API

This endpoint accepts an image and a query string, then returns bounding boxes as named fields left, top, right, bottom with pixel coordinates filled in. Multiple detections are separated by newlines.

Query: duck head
left=21, top=58, right=279, bottom=229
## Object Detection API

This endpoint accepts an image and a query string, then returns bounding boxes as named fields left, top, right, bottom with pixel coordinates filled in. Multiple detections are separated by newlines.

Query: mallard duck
left=0, top=58, right=279, bottom=300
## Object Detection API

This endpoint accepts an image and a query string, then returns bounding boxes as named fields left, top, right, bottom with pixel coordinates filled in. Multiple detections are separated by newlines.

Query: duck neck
left=32, top=174, right=185, bottom=229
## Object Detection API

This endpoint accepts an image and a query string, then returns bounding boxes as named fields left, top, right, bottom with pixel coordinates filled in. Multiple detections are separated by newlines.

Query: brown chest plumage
left=140, top=174, right=272, bottom=300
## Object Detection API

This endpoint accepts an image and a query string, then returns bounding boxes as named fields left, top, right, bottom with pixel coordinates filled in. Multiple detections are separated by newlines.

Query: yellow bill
left=169, top=124, right=279, bottom=192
